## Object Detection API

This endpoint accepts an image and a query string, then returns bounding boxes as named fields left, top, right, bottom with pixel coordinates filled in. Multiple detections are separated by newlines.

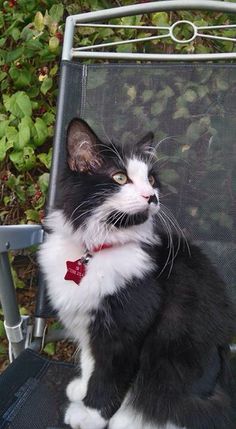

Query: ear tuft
left=137, top=132, right=154, bottom=153
left=67, top=118, right=103, bottom=172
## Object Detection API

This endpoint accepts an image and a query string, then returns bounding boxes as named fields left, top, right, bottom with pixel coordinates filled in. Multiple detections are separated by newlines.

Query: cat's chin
left=106, top=209, right=149, bottom=229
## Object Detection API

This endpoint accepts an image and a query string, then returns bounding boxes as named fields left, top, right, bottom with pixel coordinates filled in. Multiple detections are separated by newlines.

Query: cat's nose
left=148, top=194, right=158, bottom=205
left=142, top=194, right=158, bottom=205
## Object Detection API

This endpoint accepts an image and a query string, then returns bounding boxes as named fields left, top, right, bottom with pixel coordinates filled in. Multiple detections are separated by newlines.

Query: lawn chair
left=1, top=1, right=236, bottom=427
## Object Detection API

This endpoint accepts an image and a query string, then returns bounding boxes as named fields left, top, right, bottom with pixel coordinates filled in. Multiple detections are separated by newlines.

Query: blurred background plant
left=0, top=0, right=235, bottom=365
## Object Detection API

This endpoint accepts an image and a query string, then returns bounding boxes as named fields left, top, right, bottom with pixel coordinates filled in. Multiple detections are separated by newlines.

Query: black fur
left=81, top=236, right=235, bottom=428
left=61, top=119, right=236, bottom=428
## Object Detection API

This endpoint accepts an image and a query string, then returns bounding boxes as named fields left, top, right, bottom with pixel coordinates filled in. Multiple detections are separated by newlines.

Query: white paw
left=64, top=401, right=107, bottom=429
left=66, top=378, right=88, bottom=402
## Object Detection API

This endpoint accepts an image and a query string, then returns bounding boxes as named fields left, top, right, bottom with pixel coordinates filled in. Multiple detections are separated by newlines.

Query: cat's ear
left=67, top=118, right=103, bottom=172
left=137, top=132, right=154, bottom=153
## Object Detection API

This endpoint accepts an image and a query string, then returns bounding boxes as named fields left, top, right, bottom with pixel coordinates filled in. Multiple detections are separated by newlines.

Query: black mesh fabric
left=0, top=349, right=76, bottom=429
left=51, top=61, right=236, bottom=297
left=0, top=350, right=236, bottom=428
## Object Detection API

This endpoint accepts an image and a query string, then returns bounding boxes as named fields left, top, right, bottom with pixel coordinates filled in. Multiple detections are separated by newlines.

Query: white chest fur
left=38, top=230, right=154, bottom=339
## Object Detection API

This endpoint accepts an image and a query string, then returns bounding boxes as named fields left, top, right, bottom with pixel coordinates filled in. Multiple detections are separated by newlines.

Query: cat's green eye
left=112, top=172, right=128, bottom=185
left=148, top=175, right=155, bottom=186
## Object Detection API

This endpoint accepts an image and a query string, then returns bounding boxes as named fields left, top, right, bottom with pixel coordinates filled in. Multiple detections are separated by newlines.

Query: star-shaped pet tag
left=64, top=259, right=86, bottom=285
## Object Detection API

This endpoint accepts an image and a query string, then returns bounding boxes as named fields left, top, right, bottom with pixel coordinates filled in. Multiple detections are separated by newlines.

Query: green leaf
left=32, top=118, right=48, bottom=146
left=9, top=66, right=32, bottom=88
left=49, top=4, right=64, bottom=22
left=160, top=169, right=180, bottom=184
left=25, top=209, right=40, bottom=222
left=116, top=43, right=132, bottom=53
left=48, top=36, right=59, bottom=52
left=11, top=28, right=21, bottom=41
left=0, top=70, right=7, bottom=81
left=151, top=101, right=165, bottom=115
left=49, top=64, right=58, bottom=77
left=4, top=91, right=32, bottom=118
left=38, top=172, right=49, bottom=193
left=38, top=148, right=52, bottom=169
left=20, top=307, right=28, bottom=315
left=183, top=89, right=198, bottom=103
left=34, top=11, right=44, bottom=31
left=40, top=76, right=53, bottom=95
left=9, top=146, right=36, bottom=171
left=6, top=47, right=24, bottom=63
left=18, top=118, right=31, bottom=148
left=142, top=90, right=153, bottom=103
left=11, top=268, right=25, bottom=289
left=0, top=343, right=7, bottom=356
left=0, top=120, right=9, bottom=138
left=0, top=320, right=5, bottom=338
left=152, top=12, right=169, bottom=26
left=0, top=136, right=7, bottom=161
left=42, top=112, right=55, bottom=126
left=173, top=107, right=189, bottom=119
left=43, top=342, right=56, bottom=356
left=87, top=71, right=108, bottom=90
left=6, top=126, right=19, bottom=148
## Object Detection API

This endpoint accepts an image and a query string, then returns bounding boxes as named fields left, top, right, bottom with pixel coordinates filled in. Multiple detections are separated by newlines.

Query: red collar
left=91, top=243, right=113, bottom=253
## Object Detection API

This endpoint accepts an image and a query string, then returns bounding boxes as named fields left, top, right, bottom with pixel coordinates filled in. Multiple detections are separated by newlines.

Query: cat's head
left=61, top=118, right=161, bottom=249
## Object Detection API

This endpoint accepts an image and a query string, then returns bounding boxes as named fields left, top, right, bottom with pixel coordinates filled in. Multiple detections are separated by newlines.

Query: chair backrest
left=38, top=0, right=236, bottom=318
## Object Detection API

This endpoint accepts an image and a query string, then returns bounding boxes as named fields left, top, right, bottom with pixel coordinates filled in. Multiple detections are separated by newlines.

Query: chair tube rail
left=0, top=225, right=44, bottom=252
left=62, top=0, right=236, bottom=62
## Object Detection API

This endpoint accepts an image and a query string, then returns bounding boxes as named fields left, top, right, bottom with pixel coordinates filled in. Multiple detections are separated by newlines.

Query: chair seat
left=0, top=349, right=236, bottom=429
left=0, top=349, right=75, bottom=429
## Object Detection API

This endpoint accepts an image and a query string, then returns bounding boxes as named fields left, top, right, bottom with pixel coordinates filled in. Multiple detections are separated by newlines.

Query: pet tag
left=64, top=255, right=90, bottom=285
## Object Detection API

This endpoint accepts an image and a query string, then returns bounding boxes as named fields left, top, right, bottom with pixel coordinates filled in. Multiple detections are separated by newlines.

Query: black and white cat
left=39, top=118, right=235, bottom=429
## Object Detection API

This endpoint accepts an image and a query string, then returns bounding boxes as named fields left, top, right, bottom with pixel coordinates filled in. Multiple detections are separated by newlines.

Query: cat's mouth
left=106, top=210, right=149, bottom=229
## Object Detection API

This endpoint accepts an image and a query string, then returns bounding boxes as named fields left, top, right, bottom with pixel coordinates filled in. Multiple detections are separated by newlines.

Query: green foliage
left=0, top=0, right=63, bottom=225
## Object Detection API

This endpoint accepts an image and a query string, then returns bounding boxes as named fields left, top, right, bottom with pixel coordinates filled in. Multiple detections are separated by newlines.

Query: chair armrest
left=0, top=225, right=44, bottom=252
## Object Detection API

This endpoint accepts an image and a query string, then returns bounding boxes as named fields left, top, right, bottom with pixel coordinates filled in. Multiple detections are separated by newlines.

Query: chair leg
left=0, top=252, right=25, bottom=359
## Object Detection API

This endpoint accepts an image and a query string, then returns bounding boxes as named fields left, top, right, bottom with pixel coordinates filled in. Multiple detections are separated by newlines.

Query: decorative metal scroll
left=73, top=20, right=236, bottom=53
